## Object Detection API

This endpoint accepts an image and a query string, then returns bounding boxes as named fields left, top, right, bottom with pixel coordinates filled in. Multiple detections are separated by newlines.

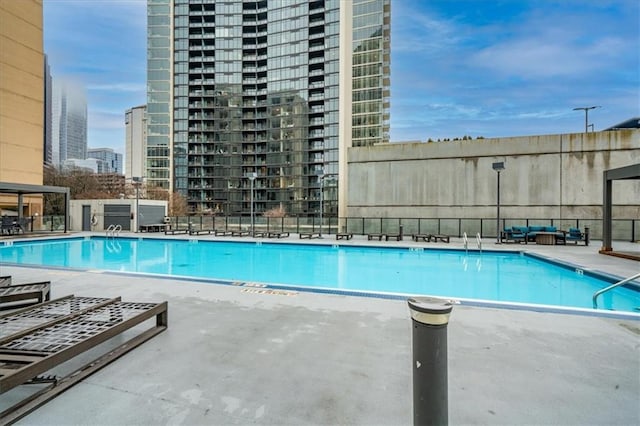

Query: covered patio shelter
left=0, top=182, right=70, bottom=233
left=600, top=163, right=640, bottom=261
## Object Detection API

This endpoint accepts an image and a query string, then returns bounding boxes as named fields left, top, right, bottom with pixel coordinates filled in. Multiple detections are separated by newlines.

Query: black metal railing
left=164, top=216, right=639, bottom=242
left=3, top=215, right=637, bottom=243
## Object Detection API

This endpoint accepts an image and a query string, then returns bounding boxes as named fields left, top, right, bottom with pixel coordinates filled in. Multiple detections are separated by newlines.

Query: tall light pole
left=318, top=170, right=325, bottom=238
left=247, top=172, right=257, bottom=237
left=492, top=162, right=505, bottom=244
left=573, top=106, right=600, bottom=133
left=133, top=177, right=142, bottom=232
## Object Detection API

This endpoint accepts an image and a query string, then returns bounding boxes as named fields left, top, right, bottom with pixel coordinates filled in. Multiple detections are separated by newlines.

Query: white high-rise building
left=51, top=78, right=87, bottom=167
left=125, top=105, right=147, bottom=181
left=147, top=0, right=391, bottom=216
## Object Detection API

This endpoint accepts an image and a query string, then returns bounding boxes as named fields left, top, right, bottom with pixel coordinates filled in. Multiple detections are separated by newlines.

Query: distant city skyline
left=44, top=0, right=639, bottom=153
left=51, top=78, right=88, bottom=166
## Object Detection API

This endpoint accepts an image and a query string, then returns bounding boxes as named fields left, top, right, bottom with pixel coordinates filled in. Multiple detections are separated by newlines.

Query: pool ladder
left=106, top=224, right=121, bottom=239
left=592, top=272, right=640, bottom=309
left=463, top=232, right=482, bottom=255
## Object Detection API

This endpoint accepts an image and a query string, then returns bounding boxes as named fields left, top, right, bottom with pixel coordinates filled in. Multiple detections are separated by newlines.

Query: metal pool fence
left=164, top=216, right=639, bottom=242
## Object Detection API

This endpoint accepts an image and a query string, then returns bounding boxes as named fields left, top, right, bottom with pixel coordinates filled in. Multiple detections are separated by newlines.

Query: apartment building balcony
left=189, top=89, right=216, bottom=97
left=189, top=67, right=215, bottom=75
left=190, top=78, right=216, bottom=85
left=188, top=113, right=215, bottom=120
left=308, top=30, right=325, bottom=39
left=189, top=101, right=216, bottom=109
left=190, top=33, right=215, bottom=40
left=190, top=22, right=215, bottom=28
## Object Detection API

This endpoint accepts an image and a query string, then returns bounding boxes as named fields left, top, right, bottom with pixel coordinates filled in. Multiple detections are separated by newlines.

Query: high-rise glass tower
left=51, top=78, right=88, bottom=167
left=125, top=105, right=147, bottom=180
left=147, top=0, right=390, bottom=217
left=87, top=148, right=123, bottom=174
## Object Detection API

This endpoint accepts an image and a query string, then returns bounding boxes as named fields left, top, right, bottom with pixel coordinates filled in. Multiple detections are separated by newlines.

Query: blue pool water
left=1, top=237, right=639, bottom=313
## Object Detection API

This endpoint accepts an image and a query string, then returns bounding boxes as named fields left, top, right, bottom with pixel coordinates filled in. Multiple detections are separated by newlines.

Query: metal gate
left=104, top=204, right=132, bottom=231
left=138, top=205, right=166, bottom=226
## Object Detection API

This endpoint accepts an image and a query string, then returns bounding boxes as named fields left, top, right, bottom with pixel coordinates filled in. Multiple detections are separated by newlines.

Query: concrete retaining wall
left=347, top=130, right=640, bottom=226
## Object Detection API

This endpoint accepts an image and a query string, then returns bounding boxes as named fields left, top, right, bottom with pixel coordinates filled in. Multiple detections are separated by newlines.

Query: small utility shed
left=601, top=163, right=640, bottom=260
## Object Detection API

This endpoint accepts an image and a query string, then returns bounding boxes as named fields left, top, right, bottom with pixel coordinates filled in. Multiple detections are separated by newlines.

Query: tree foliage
left=43, top=167, right=117, bottom=215
left=263, top=205, right=287, bottom=218
left=169, top=191, right=188, bottom=216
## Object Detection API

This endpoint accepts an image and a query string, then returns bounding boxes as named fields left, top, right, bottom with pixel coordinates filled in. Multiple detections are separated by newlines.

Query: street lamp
left=318, top=170, right=325, bottom=238
left=573, top=106, right=600, bottom=133
left=247, top=172, right=257, bottom=237
left=132, top=177, right=142, bottom=232
left=492, top=162, right=505, bottom=244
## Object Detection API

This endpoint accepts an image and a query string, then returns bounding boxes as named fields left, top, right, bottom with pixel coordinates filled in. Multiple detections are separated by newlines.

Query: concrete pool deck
left=1, top=233, right=639, bottom=425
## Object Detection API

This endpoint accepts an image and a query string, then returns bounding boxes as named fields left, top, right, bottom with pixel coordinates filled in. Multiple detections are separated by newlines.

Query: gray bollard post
left=408, top=297, right=453, bottom=426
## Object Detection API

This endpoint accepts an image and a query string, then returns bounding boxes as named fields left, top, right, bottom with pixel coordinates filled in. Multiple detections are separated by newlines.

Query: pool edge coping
left=2, top=235, right=639, bottom=320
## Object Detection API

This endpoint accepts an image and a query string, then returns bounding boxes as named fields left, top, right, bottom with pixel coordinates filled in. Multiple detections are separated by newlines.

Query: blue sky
left=44, top=0, right=639, bottom=152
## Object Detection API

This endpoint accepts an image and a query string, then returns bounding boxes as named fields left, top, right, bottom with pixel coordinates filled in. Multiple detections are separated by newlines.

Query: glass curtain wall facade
left=352, top=0, right=390, bottom=147
left=147, top=0, right=390, bottom=217
left=147, top=0, right=172, bottom=190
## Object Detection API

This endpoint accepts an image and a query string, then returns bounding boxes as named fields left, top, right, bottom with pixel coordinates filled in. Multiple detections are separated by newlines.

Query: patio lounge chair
left=502, top=226, right=527, bottom=244
left=0, top=275, right=11, bottom=286
left=1, top=216, right=21, bottom=235
left=565, top=227, right=589, bottom=245
left=412, top=234, right=432, bottom=242
left=214, top=229, right=233, bottom=236
left=336, top=232, right=353, bottom=240
left=189, top=226, right=212, bottom=235
left=430, top=234, right=450, bottom=243
left=367, top=233, right=385, bottom=241
left=0, top=295, right=168, bottom=422
left=231, top=230, right=250, bottom=237
left=0, top=280, right=51, bottom=310
left=300, top=232, right=321, bottom=239
left=164, top=227, right=189, bottom=235
left=139, top=224, right=167, bottom=233
left=385, top=232, right=402, bottom=241
left=267, top=231, right=290, bottom=238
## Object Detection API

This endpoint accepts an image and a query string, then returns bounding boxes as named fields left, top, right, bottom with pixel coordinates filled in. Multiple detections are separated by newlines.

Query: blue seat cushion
left=568, top=228, right=583, bottom=237
left=512, top=226, right=528, bottom=235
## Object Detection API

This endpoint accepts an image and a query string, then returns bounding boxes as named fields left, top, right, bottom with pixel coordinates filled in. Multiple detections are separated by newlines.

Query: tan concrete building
left=347, top=130, right=640, bottom=239
left=0, top=0, right=44, bottom=215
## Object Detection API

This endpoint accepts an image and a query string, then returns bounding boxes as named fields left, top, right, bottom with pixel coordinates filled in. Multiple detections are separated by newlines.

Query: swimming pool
left=1, top=236, right=639, bottom=314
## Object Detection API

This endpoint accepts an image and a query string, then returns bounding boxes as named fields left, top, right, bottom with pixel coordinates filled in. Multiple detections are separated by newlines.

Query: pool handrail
left=592, top=272, right=640, bottom=308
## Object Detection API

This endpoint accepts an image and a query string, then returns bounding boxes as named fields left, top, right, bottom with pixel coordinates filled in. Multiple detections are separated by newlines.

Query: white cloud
left=88, top=83, right=146, bottom=92
left=470, top=35, right=629, bottom=79
left=88, top=110, right=125, bottom=131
